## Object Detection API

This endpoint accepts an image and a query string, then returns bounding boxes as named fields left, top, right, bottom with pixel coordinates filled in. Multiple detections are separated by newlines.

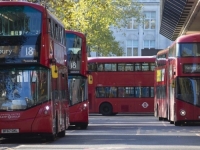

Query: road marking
left=66, top=130, right=75, bottom=133
left=162, top=121, right=167, bottom=127
left=136, top=127, right=141, bottom=135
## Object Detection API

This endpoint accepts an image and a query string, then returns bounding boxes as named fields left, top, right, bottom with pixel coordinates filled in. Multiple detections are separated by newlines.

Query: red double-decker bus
left=66, top=30, right=89, bottom=129
left=0, top=1, right=69, bottom=140
left=154, top=48, right=169, bottom=121
left=88, top=56, right=155, bottom=115
left=154, top=33, right=200, bottom=126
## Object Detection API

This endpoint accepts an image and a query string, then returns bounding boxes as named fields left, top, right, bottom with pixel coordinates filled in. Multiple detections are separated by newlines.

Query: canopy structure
left=160, top=0, right=200, bottom=41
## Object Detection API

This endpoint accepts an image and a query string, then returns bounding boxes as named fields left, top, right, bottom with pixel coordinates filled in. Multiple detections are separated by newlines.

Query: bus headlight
left=180, top=109, right=186, bottom=116
left=44, top=106, right=50, bottom=114
left=83, top=103, right=87, bottom=110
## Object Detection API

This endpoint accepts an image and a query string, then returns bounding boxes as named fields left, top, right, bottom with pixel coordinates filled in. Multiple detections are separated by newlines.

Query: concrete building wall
left=90, top=0, right=172, bottom=57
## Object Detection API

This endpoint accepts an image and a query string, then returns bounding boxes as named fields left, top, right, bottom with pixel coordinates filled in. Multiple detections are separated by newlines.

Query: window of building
left=127, top=18, right=139, bottom=29
left=144, top=40, right=155, bottom=49
left=126, top=40, right=138, bottom=56
left=143, top=11, right=156, bottom=29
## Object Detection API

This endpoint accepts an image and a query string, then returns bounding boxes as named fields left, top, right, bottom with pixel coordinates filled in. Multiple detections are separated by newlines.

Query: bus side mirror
left=51, top=65, right=58, bottom=78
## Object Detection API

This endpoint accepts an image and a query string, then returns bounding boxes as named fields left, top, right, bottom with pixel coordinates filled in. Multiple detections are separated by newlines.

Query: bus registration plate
left=1, top=129, right=19, bottom=133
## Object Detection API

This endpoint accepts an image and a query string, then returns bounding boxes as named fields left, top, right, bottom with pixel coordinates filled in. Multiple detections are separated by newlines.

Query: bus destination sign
left=183, top=64, right=200, bottom=73
left=0, top=45, right=38, bottom=63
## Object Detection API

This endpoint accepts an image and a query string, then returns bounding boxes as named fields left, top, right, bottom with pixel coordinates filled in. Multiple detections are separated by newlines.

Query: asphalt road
left=1, top=114, right=200, bottom=150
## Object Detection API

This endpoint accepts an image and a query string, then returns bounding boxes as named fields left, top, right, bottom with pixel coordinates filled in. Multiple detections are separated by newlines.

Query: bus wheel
left=58, top=130, right=65, bottom=137
left=174, top=121, right=181, bottom=126
left=112, top=113, right=118, bottom=115
left=80, top=123, right=88, bottom=129
left=45, top=134, right=56, bottom=141
left=100, top=103, right=113, bottom=116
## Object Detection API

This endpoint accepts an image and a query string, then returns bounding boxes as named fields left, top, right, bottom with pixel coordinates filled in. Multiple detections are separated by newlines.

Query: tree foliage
left=28, top=0, right=143, bottom=56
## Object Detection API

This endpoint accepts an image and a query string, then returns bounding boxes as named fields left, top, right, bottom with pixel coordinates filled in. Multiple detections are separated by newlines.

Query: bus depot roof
left=160, top=0, right=200, bottom=41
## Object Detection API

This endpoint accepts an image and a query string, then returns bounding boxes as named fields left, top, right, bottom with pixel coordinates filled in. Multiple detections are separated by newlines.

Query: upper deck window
left=66, top=33, right=82, bottom=55
left=118, top=63, right=134, bottom=71
left=104, top=64, right=117, bottom=71
left=88, top=62, right=155, bottom=72
left=180, top=43, right=200, bottom=57
left=0, top=6, right=42, bottom=36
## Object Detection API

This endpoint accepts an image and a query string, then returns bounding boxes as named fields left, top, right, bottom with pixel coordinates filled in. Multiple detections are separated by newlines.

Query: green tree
left=28, top=0, right=143, bottom=56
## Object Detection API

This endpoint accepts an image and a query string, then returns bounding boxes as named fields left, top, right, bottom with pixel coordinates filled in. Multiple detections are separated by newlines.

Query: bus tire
left=174, top=121, right=181, bottom=126
left=80, top=123, right=88, bottom=129
left=58, top=130, right=65, bottom=137
left=112, top=113, right=118, bottom=115
left=99, top=103, right=113, bottom=116
left=45, top=134, right=56, bottom=142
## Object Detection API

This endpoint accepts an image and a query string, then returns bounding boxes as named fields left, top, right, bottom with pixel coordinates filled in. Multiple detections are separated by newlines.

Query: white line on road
left=162, top=121, right=167, bottom=127
left=136, top=127, right=141, bottom=135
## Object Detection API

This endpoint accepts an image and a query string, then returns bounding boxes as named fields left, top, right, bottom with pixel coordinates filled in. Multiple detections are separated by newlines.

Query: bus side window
left=135, top=87, right=141, bottom=97
left=135, top=63, right=141, bottom=71
left=96, top=87, right=105, bottom=97
left=118, top=63, right=125, bottom=71
left=118, top=87, right=125, bottom=97
left=109, top=87, right=117, bottom=97
left=97, top=64, right=104, bottom=71
left=150, top=63, right=155, bottom=71
left=125, top=64, right=133, bottom=71
left=197, top=44, right=200, bottom=56
left=105, top=64, right=111, bottom=71
left=88, top=63, right=97, bottom=72
left=141, top=87, right=150, bottom=97
left=142, top=63, right=149, bottom=71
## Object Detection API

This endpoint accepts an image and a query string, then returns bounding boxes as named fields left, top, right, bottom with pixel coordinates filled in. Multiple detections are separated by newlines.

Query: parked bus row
left=154, top=33, right=200, bottom=126
left=0, top=1, right=89, bottom=141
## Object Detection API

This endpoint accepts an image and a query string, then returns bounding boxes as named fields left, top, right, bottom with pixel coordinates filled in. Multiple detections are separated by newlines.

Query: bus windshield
left=0, top=6, right=42, bottom=36
left=66, top=33, right=82, bottom=55
left=0, top=67, right=49, bottom=111
left=180, top=43, right=200, bottom=57
left=68, top=76, right=87, bottom=106
left=176, top=77, right=200, bottom=106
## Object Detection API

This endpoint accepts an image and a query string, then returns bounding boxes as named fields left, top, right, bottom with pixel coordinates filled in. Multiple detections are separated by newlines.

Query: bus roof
left=88, top=56, right=156, bottom=63
left=66, top=30, right=86, bottom=39
left=169, top=33, right=200, bottom=48
left=176, top=33, right=200, bottom=43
